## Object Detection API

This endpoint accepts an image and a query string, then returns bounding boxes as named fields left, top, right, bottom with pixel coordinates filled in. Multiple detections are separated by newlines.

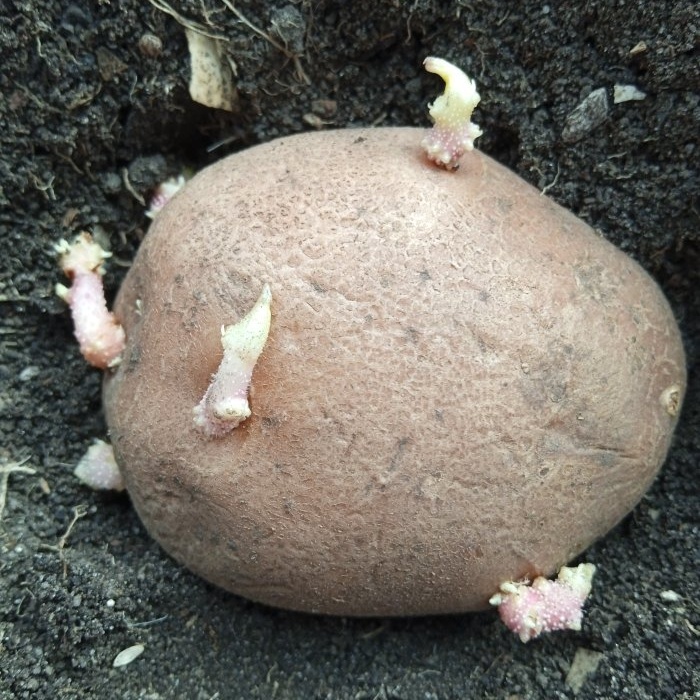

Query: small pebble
left=113, top=644, right=144, bottom=668
left=138, top=33, right=163, bottom=58
left=562, top=88, right=609, bottom=143
left=18, top=366, right=40, bottom=381
left=613, top=84, right=646, bottom=104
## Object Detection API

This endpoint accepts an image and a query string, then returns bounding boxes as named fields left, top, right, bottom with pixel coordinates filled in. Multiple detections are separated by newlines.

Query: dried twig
left=540, top=163, right=561, bottom=196
left=219, top=0, right=310, bottom=84
left=147, top=0, right=226, bottom=39
left=39, top=505, right=88, bottom=578
left=0, top=456, right=36, bottom=526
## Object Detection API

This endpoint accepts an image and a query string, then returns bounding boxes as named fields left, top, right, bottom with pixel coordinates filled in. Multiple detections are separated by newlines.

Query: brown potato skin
left=104, top=128, right=686, bottom=616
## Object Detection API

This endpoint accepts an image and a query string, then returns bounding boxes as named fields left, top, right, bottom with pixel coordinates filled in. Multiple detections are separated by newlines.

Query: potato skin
left=104, top=127, right=685, bottom=616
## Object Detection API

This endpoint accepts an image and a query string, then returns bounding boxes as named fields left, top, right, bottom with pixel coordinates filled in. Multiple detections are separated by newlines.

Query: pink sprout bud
left=422, top=56, right=483, bottom=170
left=489, top=563, right=597, bottom=643
left=55, top=232, right=126, bottom=369
left=193, top=284, right=272, bottom=438
left=145, top=175, right=187, bottom=219
left=74, top=439, right=125, bottom=491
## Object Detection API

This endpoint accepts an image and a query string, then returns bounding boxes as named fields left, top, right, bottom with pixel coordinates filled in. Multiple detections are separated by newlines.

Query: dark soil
left=1, top=1, right=698, bottom=698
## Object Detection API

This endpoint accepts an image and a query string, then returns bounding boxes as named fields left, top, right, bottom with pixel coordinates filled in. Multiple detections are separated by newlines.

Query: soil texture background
left=1, top=1, right=698, bottom=698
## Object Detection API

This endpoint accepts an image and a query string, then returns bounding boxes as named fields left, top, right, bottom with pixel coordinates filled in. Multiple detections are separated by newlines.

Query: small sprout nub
left=74, top=439, right=125, bottom=491
left=145, top=175, right=187, bottom=219
left=489, top=563, right=596, bottom=643
left=422, top=56, right=483, bottom=170
left=55, top=232, right=126, bottom=369
left=193, top=284, right=272, bottom=438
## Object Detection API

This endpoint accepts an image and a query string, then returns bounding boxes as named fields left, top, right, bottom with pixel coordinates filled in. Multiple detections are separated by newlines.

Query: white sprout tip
left=424, top=57, right=481, bottom=118
left=220, top=283, right=272, bottom=362
left=55, top=232, right=111, bottom=276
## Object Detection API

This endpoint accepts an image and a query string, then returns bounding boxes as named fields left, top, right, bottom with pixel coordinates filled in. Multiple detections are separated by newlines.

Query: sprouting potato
left=103, top=127, right=685, bottom=616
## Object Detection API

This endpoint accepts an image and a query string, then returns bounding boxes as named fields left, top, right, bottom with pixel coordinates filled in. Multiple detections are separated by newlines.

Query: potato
left=104, top=127, right=685, bottom=616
